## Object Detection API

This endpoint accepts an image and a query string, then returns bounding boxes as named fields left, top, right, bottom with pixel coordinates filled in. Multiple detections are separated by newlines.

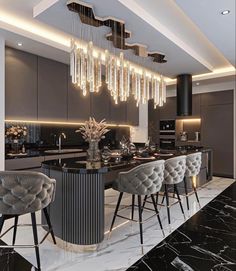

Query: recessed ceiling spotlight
left=17, top=42, right=23, bottom=47
left=196, top=82, right=200, bottom=86
left=221, top=10, right=230, bottom=15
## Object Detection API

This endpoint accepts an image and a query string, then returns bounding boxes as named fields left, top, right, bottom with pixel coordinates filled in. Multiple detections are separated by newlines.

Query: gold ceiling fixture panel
left=67, top=1, right=167, bottom=63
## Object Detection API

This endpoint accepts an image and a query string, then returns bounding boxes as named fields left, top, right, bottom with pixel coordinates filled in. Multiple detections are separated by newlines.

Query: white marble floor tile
left=1, top=177, right=235, bottom=271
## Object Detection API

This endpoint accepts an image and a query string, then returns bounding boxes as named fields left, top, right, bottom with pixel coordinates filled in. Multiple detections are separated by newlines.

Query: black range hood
left=177, top=74, right=192, bottom=116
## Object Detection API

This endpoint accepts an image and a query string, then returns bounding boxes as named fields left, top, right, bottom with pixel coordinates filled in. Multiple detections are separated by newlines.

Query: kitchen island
left=41, top=148, right=212, bottom=248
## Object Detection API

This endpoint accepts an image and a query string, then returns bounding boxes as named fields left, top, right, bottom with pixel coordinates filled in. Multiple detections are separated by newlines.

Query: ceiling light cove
left=17, top=42, right=23, bottom=47
left=221, top=10, right=230, bottom=15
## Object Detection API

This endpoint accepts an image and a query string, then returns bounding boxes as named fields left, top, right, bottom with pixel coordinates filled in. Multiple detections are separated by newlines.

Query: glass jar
left=87, top=140, right=101, bottom=162
left=101, top=146, right=112, bottom=164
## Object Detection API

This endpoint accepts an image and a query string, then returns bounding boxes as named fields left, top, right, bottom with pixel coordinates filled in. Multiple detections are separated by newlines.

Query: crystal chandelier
left=70, top=39, right=166, bottom=109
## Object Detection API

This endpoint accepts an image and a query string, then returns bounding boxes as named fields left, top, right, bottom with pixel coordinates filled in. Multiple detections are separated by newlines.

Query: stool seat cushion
left=0, top=171, right=56, bottom=215
left=113, top=160, right=165, bottom=195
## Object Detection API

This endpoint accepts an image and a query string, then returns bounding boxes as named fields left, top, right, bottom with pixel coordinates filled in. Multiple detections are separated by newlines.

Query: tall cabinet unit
left=200, top=90, right=234, bottom=177
left=5, top=47, right=38, bottom=120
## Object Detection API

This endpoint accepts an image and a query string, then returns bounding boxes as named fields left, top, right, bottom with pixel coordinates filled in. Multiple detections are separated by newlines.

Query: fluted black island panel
left=41, top=149, right=212, bottom=246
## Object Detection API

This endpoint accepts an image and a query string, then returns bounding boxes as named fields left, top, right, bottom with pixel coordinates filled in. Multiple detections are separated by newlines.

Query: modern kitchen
left=0, top=1, right=235, bottom=271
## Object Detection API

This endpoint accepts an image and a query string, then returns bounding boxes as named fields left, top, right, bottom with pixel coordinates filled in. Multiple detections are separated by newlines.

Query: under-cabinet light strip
left=181, top=118, right=201, bottom=122
left=4, top=119, right=132, bottom=128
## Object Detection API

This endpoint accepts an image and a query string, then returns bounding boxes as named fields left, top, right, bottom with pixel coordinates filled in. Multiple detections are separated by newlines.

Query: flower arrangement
left=76, top=117, right=109, bottom=142
left=5, top=125, right=27, bottom=140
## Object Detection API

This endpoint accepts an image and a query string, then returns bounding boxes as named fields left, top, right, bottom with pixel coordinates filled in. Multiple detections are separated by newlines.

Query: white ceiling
left=175, top=0, right=236, bottom=67
left=0, top=0, right=235, bottom=80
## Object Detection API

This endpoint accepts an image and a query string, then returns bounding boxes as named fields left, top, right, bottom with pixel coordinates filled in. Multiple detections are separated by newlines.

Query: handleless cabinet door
left=110, top=99, right=127, bottom=124
left=68, top=73, right=90, bottom=122
left=148, top=99, right=160, bottom=144
left=159, top=97, right=176, bottom=120
left=38, top=57, right=68, bottom=121
left=126, top=96, right=139, bottom=126
left=201, top=103, right=233, bottom=177
left=90, top=82, right=110, bottom=122
left=5, top=47, right=37, bottom=120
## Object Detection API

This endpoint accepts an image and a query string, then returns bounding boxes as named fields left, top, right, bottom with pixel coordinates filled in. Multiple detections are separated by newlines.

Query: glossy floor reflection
left=0, top=240, right=37, bottom=271
left=127, top=182, right=236, bottom=271
left=0, top=177, right=235, bottom=271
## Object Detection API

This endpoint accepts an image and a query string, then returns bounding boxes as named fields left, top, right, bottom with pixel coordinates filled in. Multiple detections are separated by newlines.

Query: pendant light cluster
left=70, top=39, right=166, bottom=108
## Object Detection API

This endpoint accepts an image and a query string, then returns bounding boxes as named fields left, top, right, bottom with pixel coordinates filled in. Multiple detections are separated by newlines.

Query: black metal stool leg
left=31, top=212, right=41, bottom=271
left=137, top=195, right=143, bottom=245
left=155, top=192, right=159, bottom=206
left=0, top=215, right=5, bottom=235
left=183, top=177, right=190, bottom=210
left=165, top=184, right=171, bottom=225
left=43, top=208, right=56, bottom=244
left=161, top=191, right=166, bottom=205
left=110, top=192, right=123, bottom=232
left=12, top=215, right=18, bottom=245
left=131, top=195, right=135, bottom=220
left=192, top=178, right=200, bottom=203
left=151, top=194, right=165, bottom=237
left=141, top=195, right=148, bottom=214
left=174, top=185, right=185, bottom=216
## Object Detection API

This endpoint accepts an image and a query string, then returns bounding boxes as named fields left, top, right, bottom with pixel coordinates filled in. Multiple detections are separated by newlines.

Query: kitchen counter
left=41, top=147, right=211, bottom=174
left=5, top=148, right=85, bottom=160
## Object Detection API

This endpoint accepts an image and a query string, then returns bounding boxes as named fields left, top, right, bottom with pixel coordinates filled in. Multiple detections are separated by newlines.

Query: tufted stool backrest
left=0, top=171, right=56, bottom=215
left=164, top=156, right=186, bottom=185
left=113, top=160, right=165, bottom=195
left=185, top=152, right=202, bottom=177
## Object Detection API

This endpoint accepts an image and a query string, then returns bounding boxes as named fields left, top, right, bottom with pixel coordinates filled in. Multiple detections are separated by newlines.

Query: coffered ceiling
left=0, top=0, right=235, bottom=81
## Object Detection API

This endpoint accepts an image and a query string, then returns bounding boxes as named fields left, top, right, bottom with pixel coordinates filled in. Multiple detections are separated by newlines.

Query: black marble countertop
left=5, top=148, right=86, bottom=160
left=127, top=181, right=236, bottom=271
left=42, top=148, right=211, bottom=174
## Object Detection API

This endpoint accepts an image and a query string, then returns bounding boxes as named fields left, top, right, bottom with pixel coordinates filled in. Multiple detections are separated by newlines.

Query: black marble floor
left=127, top=182, right=236, bottom=271
left=0, top=240, right=37, bottom=271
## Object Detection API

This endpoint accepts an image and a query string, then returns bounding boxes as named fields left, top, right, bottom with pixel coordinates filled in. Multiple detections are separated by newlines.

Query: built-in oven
left=160, top=138, right=175, bottom=150
left=159, top=120, right=176, bottom=149
left=160, top=120, right=175, bottom=135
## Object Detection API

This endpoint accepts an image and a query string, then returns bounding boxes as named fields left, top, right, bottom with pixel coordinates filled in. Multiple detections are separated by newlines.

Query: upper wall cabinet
left=5, top=47, right=38, bottom=120
left=126, top=96, right=139, bottom=126
left=90, top=82, right=110, bottom=122
left=110, top=99, right=127, bottom=124
left=68, top=69, right=91, bottom=122
left=159, top=96, right=176, bottom=120
left=38, top=57, right=68, bottom=121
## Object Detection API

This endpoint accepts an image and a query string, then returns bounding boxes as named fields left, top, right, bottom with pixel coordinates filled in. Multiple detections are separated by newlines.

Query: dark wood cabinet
left=192, top=94, right=201, bottom=117
left=126, top=96, right=139, bottom=126
left=159, top=96, right=176, bottom=120
left=5, top=47, right=37, bottom=120
left=68, top=77, right=91, bottom=122
left=148, top=99, right=160, bottom=143
left=201, top=90, right=234, bottom=177
left=90, top=82, right=110, bottom=122
left=5, top=47, right=139, bottom=125
left=38, top=57, right=68, bottom=121
left=110, top=99, right=127, bottom=124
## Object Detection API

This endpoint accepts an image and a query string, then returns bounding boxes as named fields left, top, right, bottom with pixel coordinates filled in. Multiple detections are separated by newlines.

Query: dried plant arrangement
left=76, top=117, right=109, bottom=142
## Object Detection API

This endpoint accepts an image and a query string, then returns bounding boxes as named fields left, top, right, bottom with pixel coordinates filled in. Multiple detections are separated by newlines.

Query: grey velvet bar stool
left=184, top=152, right=202, bottom=210
left=109, top=160, right=165, bottom=246
left=162, top=156, right=186, bottom=225
left=0, top=171, right=56, bottom=271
